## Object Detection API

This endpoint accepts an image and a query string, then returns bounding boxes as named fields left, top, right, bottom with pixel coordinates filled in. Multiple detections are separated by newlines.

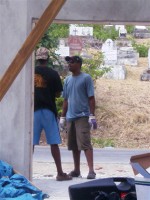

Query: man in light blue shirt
left=60, top=56, right=97, bottom=179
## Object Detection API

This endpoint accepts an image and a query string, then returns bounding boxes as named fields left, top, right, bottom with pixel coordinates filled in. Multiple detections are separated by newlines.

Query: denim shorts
left=67, top=117, right=93, bottom=151
left=33, top=109, right=61, bottom=145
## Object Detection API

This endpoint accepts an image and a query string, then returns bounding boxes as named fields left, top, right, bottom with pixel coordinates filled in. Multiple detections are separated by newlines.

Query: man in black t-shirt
left=34, top=47, right=72, bottom=181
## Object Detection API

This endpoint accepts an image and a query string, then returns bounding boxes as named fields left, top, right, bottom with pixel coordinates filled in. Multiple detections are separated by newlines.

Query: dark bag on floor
left=68, top=177, right=135, bottom=200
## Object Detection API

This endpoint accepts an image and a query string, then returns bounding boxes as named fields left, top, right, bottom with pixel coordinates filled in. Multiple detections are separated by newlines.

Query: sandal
left=87, top=171, right=96, bottom=179
left=56, top=173, right=72, bottom=181
left=68, top=170, right=81, bottom=177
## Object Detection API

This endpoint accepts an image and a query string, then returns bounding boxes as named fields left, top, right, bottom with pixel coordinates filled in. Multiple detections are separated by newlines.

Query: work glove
left=88, top=114, right=97, bottom=130
left=59, top=117, right=66, bottom=131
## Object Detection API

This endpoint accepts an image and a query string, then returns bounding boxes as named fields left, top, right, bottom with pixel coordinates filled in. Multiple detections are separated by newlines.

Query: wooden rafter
left=0, top=0, right=66, bottom=101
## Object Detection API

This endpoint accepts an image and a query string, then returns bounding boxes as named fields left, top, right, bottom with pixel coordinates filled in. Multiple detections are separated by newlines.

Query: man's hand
left=59, top=117, right=66, bottom=131
left=88, top=114, right=97, bottom=130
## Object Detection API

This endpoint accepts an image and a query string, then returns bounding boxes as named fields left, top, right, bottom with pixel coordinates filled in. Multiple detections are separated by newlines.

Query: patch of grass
left=91, top=137, right=115, bottom=148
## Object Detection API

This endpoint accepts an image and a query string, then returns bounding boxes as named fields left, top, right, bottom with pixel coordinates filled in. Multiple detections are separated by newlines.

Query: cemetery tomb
left=103, top=65, right=126, bottom=80
left=117, top=47, right=139, bottom=66
left=140, top=48, right=150, bottom=81
left=101, top=39, right=117, bottom=65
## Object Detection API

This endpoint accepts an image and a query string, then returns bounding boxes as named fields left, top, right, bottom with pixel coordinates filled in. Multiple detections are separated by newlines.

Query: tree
left=38, top=23, right=69, bottom=49
left=94, top=25, right=118, bottom=41
left=82, top=51, right=106, bottom=80
left=36, top=23, right=69, bottom=67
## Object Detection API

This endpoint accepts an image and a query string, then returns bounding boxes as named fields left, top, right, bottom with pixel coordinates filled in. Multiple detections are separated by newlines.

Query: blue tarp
left=0, top=160, right=49, bottom=200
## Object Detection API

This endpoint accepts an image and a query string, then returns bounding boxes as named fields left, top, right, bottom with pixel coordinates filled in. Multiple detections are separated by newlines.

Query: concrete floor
left=33, top=161, right=134, bottom=200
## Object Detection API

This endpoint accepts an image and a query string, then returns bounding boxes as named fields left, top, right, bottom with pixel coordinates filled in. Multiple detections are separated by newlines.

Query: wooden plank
left=130, top=153, right=150, bottom=175
left=0, top=0, right=66, bottom=101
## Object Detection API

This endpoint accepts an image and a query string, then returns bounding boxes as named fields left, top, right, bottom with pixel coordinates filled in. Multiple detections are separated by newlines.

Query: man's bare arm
left=61, top=99, right=68, bottom=117
left=89, top=96, right=96, bottom=115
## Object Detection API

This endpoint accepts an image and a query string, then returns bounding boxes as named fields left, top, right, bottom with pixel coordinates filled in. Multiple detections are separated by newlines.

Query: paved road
left=33, top=146, right=150, bottom=164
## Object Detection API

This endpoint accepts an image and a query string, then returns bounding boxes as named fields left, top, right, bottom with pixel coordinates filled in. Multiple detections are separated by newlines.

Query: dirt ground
left=94, top=57, right=150, bottom=149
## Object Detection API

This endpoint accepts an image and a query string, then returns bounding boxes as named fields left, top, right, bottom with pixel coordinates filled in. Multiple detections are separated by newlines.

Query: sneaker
left=87, top=171, right=96, bottom=179
left=56, top=173, right=72, bottom=181
left=68, top=170, right=81, bottom=177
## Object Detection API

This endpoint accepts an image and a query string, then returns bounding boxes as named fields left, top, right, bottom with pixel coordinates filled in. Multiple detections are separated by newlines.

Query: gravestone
left=101, top=39, right=126, bottom=80
left=117, top=46, right=139, bottom=66
left=115, top=38, right=132, bottom=47
left=68, top=36, right=82, bottom=56
left=101, top=37, right=139, bottom=80
left=133, top=26, right=150, bottom=39
left=103, top=65, right=126, bottom=80
left=55, top=39, right=69, bottom=57
left=115, top=37, right=139, bottom=66
left=148, top=48, right=150, bottom=69
left=119, top=26, right=127, bottom=38
left=140, top=48, right=150, bottom=81
left=101, top=39, right=117, bottom=65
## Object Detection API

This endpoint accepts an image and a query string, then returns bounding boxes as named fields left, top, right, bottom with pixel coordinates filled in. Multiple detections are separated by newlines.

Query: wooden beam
left=0, top=0, right=66, bottom=101
left=130, top=153, right=150, bottom=175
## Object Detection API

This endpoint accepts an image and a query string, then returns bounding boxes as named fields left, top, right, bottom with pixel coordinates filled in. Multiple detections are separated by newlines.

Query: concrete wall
left=0, top=0, right=51, bottom=180
left=0, top=0, right=150, bottom=180
left=55, top=0, right=150, bottom=25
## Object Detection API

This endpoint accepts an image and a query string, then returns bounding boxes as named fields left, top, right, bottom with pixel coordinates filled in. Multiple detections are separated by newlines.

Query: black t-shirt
left=34, top=66, right=63, bottom=116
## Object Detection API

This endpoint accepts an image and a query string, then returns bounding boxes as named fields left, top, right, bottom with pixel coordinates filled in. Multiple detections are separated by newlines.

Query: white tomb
left=103, top=65, right=126, bottom=80
left=101, top=39, right=126, bottom=80
left=119, top=27, right=127, bottom=38
left=101, top=39, right=117, bottom=65
left=148, top=48, right=150, bottom=68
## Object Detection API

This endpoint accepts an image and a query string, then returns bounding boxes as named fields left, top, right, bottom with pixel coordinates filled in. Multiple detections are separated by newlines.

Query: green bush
left=131, top=39, right=149, bottom=57
left=135, top=44, right=149, bottom=57
left=126, top=25, right=134, bottom=34
left=93, top=25, right=118, bottom=42
left=81, top=51, right=105, bottom=80
left=56, top=97, right=64, bottom=117
left=91, top=137, right=115, bottom=148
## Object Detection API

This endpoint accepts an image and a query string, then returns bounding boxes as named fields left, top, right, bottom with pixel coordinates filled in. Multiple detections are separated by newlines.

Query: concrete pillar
left=0, top=0, right=50, bottom=180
